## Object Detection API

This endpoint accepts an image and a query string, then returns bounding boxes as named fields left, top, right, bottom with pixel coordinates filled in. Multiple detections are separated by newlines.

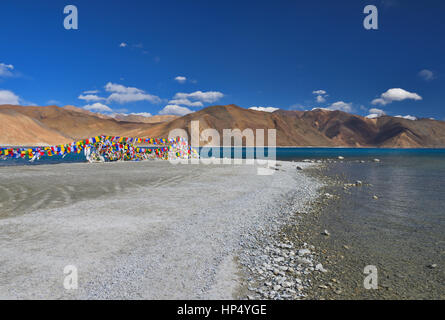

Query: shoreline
left=0, top=160, right=323, bottom=299
left=3, top=158, right=438, bottom=299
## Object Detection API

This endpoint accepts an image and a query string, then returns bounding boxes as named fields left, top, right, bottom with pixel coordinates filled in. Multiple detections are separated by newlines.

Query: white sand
left=0, top=160, right=319, bottom=299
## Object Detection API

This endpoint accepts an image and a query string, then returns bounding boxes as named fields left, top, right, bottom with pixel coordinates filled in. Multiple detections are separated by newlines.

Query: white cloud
left=173, top=91, right=224, bottom=103
left=130, top=112, right=153, bottom=117
left=0, top=89, right=20, bottom=104
left=326, top=101, right=353, bottom=112
left=119, top=42, right=127, bottom=48
left=311, top=107, right=331, bottom=111
left=158, top=105, right=192, bottom=116
left=366, top=108, right=386, bottom=118
left=174, top=76, right=187, bottom=83
left=249, top=106, right=279, bottom=113
left=316, top=95, right=326, bottom=103
left=78, top=94, right=106, bottom=102
left=0, top=63, right=14, bottom=77
left=168, top=98, right=203, bottom=107
left=312, top=89, right=328, bottom=103
left=113, top=112, right=153, bottom=118
left=395, top=115, right=417, bottom=121
left=418, top=69, right=435, bottom=81
left=105, top=82, right=161, bottom=104
left=83, top=103, right=113, bottom=113
left=83, top=90, right=99, bottom=94
left=372, top=88, right=422, bottom=106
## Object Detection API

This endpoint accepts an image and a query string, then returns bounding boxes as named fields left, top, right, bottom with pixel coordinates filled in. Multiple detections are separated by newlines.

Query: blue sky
left=0, top=0, right=444, bottom=120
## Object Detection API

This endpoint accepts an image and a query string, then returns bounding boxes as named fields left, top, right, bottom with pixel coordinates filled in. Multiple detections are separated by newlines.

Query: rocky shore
left=236, top=164, right=331, bottom=300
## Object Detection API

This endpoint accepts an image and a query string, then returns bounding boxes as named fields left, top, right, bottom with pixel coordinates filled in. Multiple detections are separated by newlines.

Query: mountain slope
left=1, top=104, right=444, bottom=147
left=0, top=108, right=72, bottom=146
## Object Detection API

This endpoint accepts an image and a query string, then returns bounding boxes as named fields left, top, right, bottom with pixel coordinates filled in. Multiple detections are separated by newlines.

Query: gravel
left=0, top=160, right=322, bottom=299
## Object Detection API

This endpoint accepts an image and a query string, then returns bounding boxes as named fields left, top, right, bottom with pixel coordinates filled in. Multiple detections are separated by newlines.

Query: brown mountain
left=128, top=105, right=445, bottom=147
left=1, top=104, right=444, bottom=147
left=0, top=105, right=155, bottom=145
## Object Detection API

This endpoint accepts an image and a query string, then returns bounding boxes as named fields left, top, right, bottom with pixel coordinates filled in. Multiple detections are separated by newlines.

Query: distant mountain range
left=1, top=104, right=445, bottom=147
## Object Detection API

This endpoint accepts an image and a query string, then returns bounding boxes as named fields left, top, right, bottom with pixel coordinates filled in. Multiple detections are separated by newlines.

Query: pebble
left=315, top=263, right=327, bottom=273
left=298, top=249, right=311, bottom=256
left=428, top=264, right=437, bottom=269
left=321, top=229, right=330, bottom=236
left=373, top=195, right=379, bottom=200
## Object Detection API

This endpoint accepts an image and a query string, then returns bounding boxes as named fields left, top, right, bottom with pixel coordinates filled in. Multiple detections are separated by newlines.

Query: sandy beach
left=0, top=160, right=321, bottom=299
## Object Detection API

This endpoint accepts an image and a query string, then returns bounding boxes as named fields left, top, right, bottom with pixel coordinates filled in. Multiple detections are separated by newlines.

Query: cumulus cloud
left=395, top=115, right=417, bottom=121
left=0, top=63, right=14, bottom=77
left=158, top=105, right=192, bottom=116
left=130, top=112, right=152, bottom=117
left=372, top=88, right=422, bottom=106
left=113, top=112, right=153, bottom=118
left=0, top=89, right=20, bottom=104
left=173, top=91, right=224, bottom=103
left=119, top=42, right=127, bottom=48
left=249, top=106, right=279, bottom=112
left=83, top=103, right=113, bottom=113
left=326, top=101, right=353, bottom=112
left=366, top=108, right=386, bottom=118
left=418, top=69, right=435, bottom=81
left=78, top=94, right=106, bottom=102
left=174, top=76, right=187, bottom=83
left=168, top=98, right=203, bottom=107
left=312, top=89, right=328, bottom=103
left=316, top=95, right=326, bottom=103
left=105, top=82, right=161, bottom=104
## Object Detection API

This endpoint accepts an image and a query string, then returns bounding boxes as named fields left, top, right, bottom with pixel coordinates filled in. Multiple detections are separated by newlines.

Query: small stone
left=338, top=156, right=344, bottom=160
left=318, top=284, right=328, bottom=289
left=273, top=285, right=282, bottom=291
left=373, top=158, right=380, bottom=162
left=315, top=263, right=327, bottom=273
left=295, top=257, right=312, bottom=265
left=343, top=245, right=350, bottom=250
left=298, top=249, right=311, bottom=256
left=296, top=166, right=303, bottom=171
left=355, top=180, right=363, bottom=186
left=321, top=229, right=330, bottom=236
left=373, top=195, right=379, bottom=200
left=282, top=282, right=292, bottom=288
left=428, top=264, right=437, bottom=269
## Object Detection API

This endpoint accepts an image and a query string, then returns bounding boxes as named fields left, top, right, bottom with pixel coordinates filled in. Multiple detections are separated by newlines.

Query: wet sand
left=0, top=160, right=319, bottom=299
